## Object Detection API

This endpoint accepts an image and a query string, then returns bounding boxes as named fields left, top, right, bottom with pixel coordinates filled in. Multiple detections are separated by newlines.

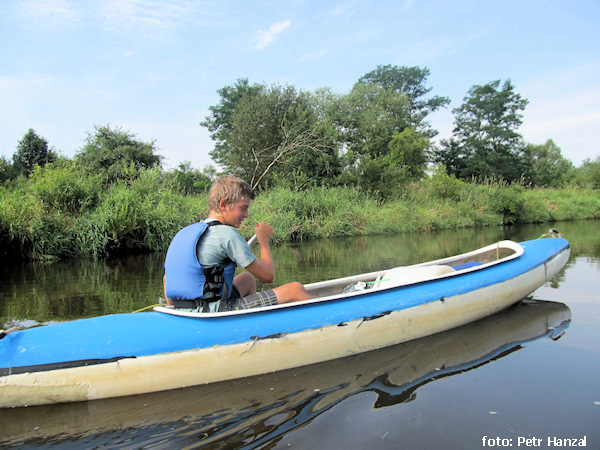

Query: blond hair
left=208, top=175, right=255, bottom=212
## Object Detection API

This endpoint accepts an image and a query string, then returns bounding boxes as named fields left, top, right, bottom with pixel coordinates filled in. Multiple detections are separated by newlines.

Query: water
left=1, top=221, right=598, bottom=449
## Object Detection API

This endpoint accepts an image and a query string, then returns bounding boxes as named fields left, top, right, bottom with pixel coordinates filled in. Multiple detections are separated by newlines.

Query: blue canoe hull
left=0, top=238, right=570, bottom=407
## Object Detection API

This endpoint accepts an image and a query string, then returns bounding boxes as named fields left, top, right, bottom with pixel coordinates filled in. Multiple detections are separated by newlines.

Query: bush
left=1, top=168, right=598, bottom=261
left=29, top=162, right=102, bottom=213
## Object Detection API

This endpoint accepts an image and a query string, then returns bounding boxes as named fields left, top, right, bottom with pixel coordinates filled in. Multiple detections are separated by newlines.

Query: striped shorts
left=228, top=289, right=278, bottom=311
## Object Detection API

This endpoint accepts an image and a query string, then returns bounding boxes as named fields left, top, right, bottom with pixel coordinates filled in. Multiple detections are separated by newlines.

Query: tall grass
left=0, top=167, right=598, bottom=261
left=0, top=165, right=203, bottom=261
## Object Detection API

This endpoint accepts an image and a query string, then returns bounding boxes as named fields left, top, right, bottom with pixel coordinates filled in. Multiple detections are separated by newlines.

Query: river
left=1, top=220, right=598, bottom=449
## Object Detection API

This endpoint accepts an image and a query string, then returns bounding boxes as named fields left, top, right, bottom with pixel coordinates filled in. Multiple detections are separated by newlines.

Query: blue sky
left=1, top=0, right=598, bottom=170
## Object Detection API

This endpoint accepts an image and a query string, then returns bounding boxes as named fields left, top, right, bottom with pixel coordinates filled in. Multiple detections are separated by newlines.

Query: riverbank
left=1, top=170, right=598, bottom=261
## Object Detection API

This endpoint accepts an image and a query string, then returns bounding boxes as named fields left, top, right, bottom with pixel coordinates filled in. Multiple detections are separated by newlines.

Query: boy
left=164, top=175, right=311, bottom=312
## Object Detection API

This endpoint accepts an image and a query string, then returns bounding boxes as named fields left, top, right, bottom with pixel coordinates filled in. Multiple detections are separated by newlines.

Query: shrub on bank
left=0, top=169, right=598, bottom=261
left=0, top=168, right=203, bottom=260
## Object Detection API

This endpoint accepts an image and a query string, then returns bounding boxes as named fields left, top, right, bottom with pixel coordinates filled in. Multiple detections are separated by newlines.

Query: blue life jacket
left=164, top=221, right=236, bottom=301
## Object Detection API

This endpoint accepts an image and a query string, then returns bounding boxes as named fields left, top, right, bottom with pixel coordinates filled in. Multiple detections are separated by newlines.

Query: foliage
left=342, top=127, right=431, bottom=198
left=522, top=139, right=574, bottom=187
left=2, top=66, right=598, bottom=261
left=567, top=156, right=600, bottom=189
left=0, top=155, right=17, bottom=182
left=335, top=83, right=416, bottom=193
left=245, top=186, right=374, bottom=241
left=167, top=161, right=216, bottom=195
left=201, top=78, right=265, bottom=163
left=75, top=125, right=163, bottom=184
left=12, top=128, right=58, bottom=177
left=205, top=83, right=341, bottom=190
left=29, top=161, right=103, bottom=213
left=425, top=165, right=467, bottom=199
left=1, top=173, right=598, bottom=261
left=436, top=79, right=529, bottom=182
left=358, top=64, right=450, bottom=136
left=0, top=168, right=201, bottom=261
left=90, top=171, right=199, bottom=254
left=339, top=82, right=410, bottom=160
left=386, top=127, right=430, bottom=181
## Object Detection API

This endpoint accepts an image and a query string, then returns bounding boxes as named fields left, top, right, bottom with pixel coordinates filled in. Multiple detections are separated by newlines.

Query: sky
left=1, top=0, right=599, bottom=170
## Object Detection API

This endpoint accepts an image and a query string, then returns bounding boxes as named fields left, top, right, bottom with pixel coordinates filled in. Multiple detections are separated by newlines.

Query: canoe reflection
left=0, top=299, right=571, bottom=447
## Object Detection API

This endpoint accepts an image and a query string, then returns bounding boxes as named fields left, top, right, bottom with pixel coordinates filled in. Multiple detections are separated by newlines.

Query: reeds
left=1, top=166, right=598, bottom=261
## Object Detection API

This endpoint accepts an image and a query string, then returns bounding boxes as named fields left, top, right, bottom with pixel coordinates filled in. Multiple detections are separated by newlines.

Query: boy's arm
left=244, top=222, right=275, bottom=283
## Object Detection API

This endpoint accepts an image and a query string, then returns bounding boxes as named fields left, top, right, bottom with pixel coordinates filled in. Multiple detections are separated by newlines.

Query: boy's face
left=220, top=196, right=251, bottom=228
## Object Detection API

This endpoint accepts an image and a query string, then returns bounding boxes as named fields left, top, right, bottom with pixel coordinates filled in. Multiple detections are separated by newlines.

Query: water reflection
left=0, top=299, right=571, bottom=448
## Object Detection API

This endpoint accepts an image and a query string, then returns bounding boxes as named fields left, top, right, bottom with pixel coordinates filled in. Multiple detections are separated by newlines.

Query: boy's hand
left=255, top=222, right=274, bottom=244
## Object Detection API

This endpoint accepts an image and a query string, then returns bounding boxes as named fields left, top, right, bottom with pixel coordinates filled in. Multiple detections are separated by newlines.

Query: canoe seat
left=378, top=265, right=456, bottom=289
left=451, top=261, right=483, bottom=271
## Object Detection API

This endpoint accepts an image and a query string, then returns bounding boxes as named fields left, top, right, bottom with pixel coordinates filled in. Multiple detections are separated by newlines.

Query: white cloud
left=98, top=0, right=190, bottom=29
left=14, top=0, right=82, bottom=28
left=254, top=20, right=292, bottom=50
left=12, top=0, right=215, bottom=33
left=299, top=49, right=329, bottom=62
left=299, top=28, right=377, bottom=62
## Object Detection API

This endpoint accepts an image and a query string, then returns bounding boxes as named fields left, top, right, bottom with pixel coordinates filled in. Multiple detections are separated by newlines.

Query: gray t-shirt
left=197, top=219, right=256, bottom=269
left=191, top=219, right=257, bottom=313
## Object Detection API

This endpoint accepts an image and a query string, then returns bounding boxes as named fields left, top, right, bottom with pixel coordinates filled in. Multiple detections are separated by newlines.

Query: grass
left=0, top=166, right=598, bottom=261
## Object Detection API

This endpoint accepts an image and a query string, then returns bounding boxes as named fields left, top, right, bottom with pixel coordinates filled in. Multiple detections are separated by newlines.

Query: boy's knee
left=234, top=272, right=256, bottom=297
left=290, top=281, right=311, bottom=300
left=289, top=281, right=303, bottom=290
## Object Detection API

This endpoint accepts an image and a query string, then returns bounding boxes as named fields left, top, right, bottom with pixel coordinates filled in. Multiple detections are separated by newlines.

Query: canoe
left=0, top=237, right=570, bottom=408
left=0, top=299, right=571, bottom=445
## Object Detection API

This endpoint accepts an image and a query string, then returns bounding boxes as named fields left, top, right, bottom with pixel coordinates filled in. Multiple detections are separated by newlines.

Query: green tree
left=436, top=79, right=529, bottom=182
left=201, top=78, right=265, bottom=169
left=358, top=65, right=450, bottom=136
left=76, top=125, right=163, bottom=183
left=523, top=139, right=574, bottom=187
left=170, top=161, right=216, bottom=194
left=13, top=129, right=58, bottom=177
left=582, top=156, right=600, bottom=189
left=336, top=82, right=412, bottom=190
left=386, top=127, right=430, bottom=181
left=355, top=127, right=431, bottom=197
left=206, top=83, right=340, bottom=189
left=569, top=156, right=600, bottom=189
left=0, top=155, right=17, bottom=182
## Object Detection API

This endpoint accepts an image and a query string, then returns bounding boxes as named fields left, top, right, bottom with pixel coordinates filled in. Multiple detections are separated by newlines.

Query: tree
left=13, top=129, right=58, bottom=177
left=0, top=155, right=17, bottom=182
left=359, top=65, right=450, bottom=136
left=523, top=139, right=574, bottom=187
left=436, top=79, right=529, bottom=182
left=170, top=161, right=216, bottom=194
left=356, top=127, right=431, bottom=197
left=335, top=82, right=413, bottom=190
left=582, top=157, right=600, bottom=189
left=386, top=127, right=430, bottom=181
left=340, top=83, right=410, bottom=158
left=569, top=156, right=600, bottom=189
left=76, top=125, right=163, bottom=183
left=205, top=83, right=340, bottom=189
left=201, top=78, right=265, bottom=168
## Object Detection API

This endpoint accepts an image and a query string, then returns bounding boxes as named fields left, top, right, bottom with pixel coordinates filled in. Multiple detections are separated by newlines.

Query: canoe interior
left=304, top=240, right=521, bottom=300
